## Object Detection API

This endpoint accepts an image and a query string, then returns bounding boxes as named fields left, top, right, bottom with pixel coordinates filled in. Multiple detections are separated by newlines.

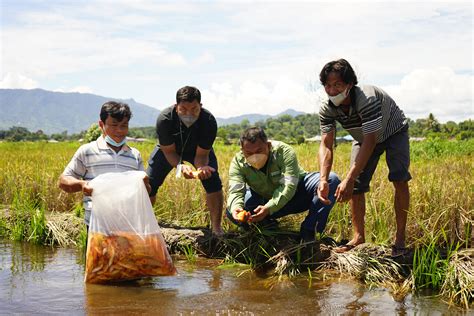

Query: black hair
left=240, top=127, right=268, bottom=145
left=100, top=101, right=132, bottom=123
left=319, top=58, right=358, bottom=86
left=176, top=86, right=201, bottom=104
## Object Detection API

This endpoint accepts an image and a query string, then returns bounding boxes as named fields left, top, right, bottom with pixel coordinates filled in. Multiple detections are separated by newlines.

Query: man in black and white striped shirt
left=317, top=59, right=411, bottom=256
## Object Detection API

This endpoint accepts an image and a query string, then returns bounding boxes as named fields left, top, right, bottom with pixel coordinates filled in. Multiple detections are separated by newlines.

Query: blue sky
left=1, top=0, right=473, bottom=122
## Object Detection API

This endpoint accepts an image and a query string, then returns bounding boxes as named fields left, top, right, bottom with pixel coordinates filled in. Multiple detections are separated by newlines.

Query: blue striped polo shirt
left=62, top=136, right=145, bottom=225
left=319, top=85, right=408, bottom=144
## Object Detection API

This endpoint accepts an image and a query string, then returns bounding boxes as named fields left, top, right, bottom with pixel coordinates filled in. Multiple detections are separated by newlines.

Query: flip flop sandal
left=334, top=244, right=356, bottom=253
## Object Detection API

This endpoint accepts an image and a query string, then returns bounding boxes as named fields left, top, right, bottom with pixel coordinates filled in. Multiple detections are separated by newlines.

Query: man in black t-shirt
left=147, top=86, right=224, bottom=236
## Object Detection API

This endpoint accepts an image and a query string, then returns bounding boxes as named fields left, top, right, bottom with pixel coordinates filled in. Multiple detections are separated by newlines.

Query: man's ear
left=98, top=120, right=105, bottom=134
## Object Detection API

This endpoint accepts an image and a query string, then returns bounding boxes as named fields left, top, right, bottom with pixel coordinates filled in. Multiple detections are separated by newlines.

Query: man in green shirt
left=226, top=127, right=340, bottom=241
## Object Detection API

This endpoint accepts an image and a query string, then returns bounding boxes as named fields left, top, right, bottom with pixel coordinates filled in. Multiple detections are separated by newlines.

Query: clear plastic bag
left=84, top=170, right=176, bottom=284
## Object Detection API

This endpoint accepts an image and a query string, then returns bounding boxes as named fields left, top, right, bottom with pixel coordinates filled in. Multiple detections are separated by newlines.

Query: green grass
left=412, top=230, right=461, bottom=291
left=180, top=244, right=197, bottom=264
left=0, top=139, right=473, bottom=307
left=77, top=226, right=88, bottom=250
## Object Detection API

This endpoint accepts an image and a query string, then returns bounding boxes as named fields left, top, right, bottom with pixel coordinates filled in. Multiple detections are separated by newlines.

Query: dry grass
left=45, top=212, right=83, bottom=247
left=440, top=249, right=474, bottom=309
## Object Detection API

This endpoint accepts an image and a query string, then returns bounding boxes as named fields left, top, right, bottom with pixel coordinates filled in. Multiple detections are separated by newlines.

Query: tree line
left=0, top=113, right=472, bottom=142
left=215, top=113, right=473, bottom=144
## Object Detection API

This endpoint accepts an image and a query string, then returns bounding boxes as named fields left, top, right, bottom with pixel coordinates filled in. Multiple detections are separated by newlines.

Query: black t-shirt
left=156, top=105, right=217, bottom=155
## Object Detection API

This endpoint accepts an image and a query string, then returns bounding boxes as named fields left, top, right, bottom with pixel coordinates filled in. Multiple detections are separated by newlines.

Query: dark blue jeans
left=226, top=172, right=340, bottom=234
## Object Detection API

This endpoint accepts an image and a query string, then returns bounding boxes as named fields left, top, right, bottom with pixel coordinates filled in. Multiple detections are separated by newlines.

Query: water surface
left=0, top=240, right=460, bottom=314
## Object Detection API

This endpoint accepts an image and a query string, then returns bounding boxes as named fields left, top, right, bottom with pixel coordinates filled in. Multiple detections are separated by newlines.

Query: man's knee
left=393, top=180, right=409, bottom=192
left=202, top=173, right=223, bottom=193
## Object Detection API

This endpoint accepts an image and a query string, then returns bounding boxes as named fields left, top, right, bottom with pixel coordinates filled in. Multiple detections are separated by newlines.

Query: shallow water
left=0, top=240, right=463, bottom=315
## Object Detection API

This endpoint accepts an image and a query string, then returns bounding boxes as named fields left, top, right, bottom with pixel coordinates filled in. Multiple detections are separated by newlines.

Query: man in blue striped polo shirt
left=317, top=59, right=411, bottom=256
left=59, top=101, right=149, bottom=228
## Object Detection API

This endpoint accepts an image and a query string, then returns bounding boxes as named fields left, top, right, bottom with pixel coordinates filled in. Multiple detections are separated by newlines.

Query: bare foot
left=334, top=244, right=356, bottom=253
left=212, top=228, right=224, bottom=238
left=333, top=237, right=364, bottom=253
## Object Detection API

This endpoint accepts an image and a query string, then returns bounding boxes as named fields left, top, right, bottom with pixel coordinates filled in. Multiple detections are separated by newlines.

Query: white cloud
left=204, top=67, right=474, bottom=123
left=0, top=73, right=39, bottom=89
left=54, top=86, right=94, bottom=94
left=383, top=67, right=473, bottom=122
left=2, top=28, right=187, bottom=77
left=203, top=76, right=316, bottom=118
left=2, top=1, right=472, bottom=122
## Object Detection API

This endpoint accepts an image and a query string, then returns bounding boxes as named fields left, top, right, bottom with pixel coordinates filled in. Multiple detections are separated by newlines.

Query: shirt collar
left=97, top=135, right=131, bottom=152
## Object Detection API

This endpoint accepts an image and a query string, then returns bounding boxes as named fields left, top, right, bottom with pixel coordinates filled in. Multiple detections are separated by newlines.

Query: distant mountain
left=216, top=113, right=271, bottom=126
left=0, top=88, right=307, bottom=134
left=276, top=109, right=306, bottom=117
left=216, top=109, right=306, bottom=126
left=0, top=89, right=160, bottom=134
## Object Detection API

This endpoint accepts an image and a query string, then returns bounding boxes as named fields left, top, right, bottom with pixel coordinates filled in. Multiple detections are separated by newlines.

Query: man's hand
left=143, top=175, right=151, bottom=194
left=335, top=178, right=355, bottom=202
left=81, top=180, right=93, bottom=196
left=194, top=166, right=215, bottom=180
left=317, top=180, right=331, bottom=205
left=180, top=164, right=196, bottom=179
left=232, top=208, right=250, bottom=223
left=250, top=205, right=270, bottom=223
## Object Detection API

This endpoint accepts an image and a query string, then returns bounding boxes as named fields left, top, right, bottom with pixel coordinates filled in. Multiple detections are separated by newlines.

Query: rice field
left=0, top=138, right=472, bottom=250
left=0, top=138, right=473, bottom=307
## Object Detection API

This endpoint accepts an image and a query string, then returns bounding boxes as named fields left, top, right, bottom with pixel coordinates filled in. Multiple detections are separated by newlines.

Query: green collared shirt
left=227, top=141, right=306, bottom=215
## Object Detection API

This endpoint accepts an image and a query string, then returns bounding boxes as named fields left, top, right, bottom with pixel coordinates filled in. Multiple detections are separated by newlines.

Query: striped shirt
left=62, top=136, right=145, bottom=225
left=319, top=85, right=407, bottom=143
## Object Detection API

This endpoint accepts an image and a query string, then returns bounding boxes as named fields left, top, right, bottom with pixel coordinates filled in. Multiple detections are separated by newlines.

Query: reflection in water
left=10, top=241, right=49, bottom=274
left=0, top=240, right=459, bottom=314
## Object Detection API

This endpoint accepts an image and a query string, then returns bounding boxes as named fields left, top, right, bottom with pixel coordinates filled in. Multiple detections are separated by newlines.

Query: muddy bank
left=3, top=211, right=415, bottom=266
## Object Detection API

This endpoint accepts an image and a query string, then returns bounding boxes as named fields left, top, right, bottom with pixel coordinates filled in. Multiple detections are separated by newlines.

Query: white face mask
left=246, top=153, right=268, bottom=169
left=179, top=114, right=198, bottom=128
left=105, top=135, right=126, bottom=147
left=328, top=88, right=350, bottom=106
